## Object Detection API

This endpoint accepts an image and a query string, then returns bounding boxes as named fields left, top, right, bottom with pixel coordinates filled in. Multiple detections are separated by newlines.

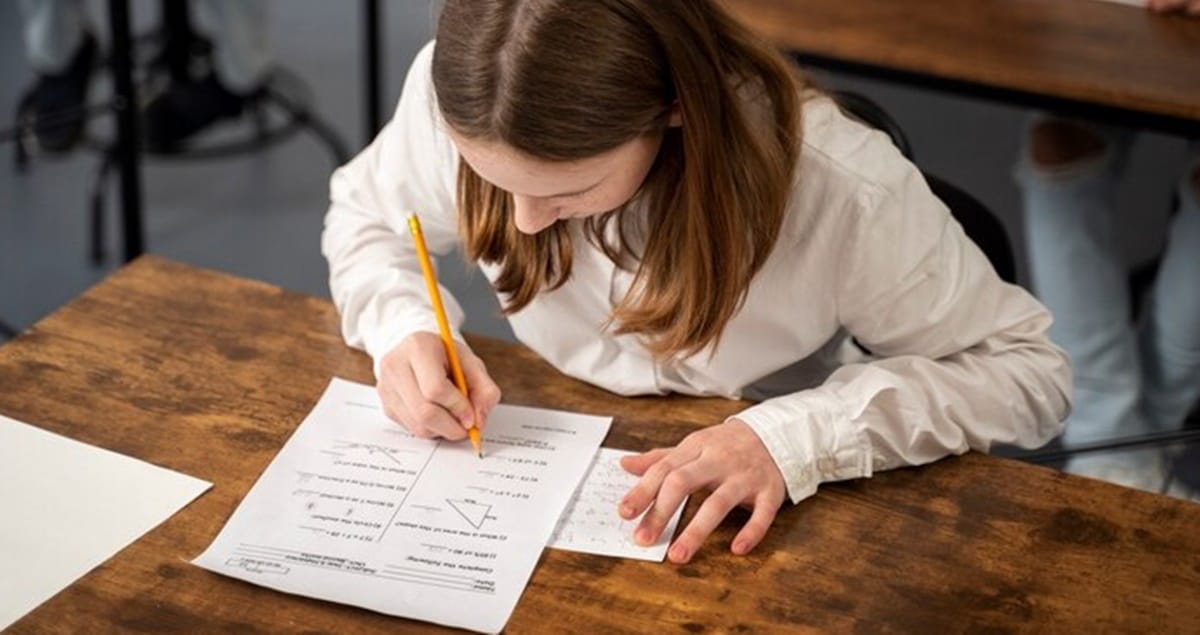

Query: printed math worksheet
left=194, top=378, right=610, bottom=634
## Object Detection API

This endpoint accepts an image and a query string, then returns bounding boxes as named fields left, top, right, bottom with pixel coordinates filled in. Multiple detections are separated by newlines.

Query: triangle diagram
left=446, top=499, right=491, bottom=529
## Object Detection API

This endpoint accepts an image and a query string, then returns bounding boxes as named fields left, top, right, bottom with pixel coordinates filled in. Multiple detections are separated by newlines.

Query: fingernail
left=671, top=545, right=690, bottom=562
left=619, top=503, right=635, bottom=518
left=732, top=540, right=747, bottom=555
left=635, top=529, right=653, bottom=545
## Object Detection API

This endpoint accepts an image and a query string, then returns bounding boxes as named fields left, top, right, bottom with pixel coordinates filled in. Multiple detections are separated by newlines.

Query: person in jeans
left=1015, top=0, right=1200, bottom=500
left=1016, top=117, right=1199, bottom=497
left=17, top=0, right=271, bottom=152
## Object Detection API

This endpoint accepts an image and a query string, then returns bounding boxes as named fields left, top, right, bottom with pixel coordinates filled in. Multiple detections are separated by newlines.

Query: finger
left=460, top=352, right=502, bottom=431
left=731, top=492, right=782, bottom=556
left=667, top=483, right=744, bottom=564
left=619, top=448, right=671, bottom=476
left=395, top=364, right=468, bottom=440
left=410, top=349, right=475, bottom=429
left=376, top=381, right=414, bottom=431
left=385, top=392, right=441, bottom=439
left=633, top=460, right=712, bottom=547
left=619, top=447, right=698, bottom=520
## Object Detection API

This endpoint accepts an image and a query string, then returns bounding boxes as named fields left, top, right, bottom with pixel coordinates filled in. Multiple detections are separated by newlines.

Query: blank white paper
left=548, top=448, right=686, bottom=562
left=0, top=413, right=212, bottom=630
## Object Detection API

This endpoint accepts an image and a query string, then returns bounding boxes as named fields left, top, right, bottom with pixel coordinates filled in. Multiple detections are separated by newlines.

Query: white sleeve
left=735, top=153, right=1072, bottom=504
left=321, top=40, right=465, bottom=375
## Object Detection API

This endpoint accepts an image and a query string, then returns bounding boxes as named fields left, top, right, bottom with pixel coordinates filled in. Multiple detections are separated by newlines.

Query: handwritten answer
left=549, top=448, right=686, bottom=562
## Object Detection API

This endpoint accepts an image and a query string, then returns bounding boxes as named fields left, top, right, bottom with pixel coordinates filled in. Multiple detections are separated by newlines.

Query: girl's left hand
left=618, top=419, right=787, bottom=564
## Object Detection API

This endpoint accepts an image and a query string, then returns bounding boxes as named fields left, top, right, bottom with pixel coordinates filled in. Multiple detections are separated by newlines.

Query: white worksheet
left=193, top=378, right=611, bottom=634
left=0, top=414, right=211, bottom=630
left=549, top=448, right=686, bottom=562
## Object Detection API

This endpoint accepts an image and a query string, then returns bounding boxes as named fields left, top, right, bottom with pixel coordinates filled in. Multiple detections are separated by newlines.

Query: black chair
left=830, top=90, right=1016, bottom=284
left=831, top=90, right=914, bottom=160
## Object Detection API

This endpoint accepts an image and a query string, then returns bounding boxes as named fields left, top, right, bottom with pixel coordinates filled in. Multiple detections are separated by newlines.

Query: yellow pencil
left=407, top=213, right=483, bottom=458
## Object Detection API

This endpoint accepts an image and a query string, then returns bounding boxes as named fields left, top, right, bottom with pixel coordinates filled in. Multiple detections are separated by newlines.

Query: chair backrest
left=923, top=173, right=1017, bottom=283
left=830, top=90, right=1017, bottom=284
left=831, top=90, right=915, bottom=161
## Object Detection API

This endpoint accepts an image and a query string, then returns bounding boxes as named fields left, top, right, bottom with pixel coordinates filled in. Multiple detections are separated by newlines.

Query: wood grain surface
left=723, top=0, right=1200, bottom=124
left=2, top=256, right=1198, bottom=633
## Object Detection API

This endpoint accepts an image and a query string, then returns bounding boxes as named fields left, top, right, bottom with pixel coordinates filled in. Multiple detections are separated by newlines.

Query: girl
left=322, top=0, right=1071, bottom=564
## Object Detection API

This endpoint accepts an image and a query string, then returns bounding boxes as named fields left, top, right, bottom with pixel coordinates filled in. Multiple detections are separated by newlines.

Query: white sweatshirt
left=322, top=42, right=1071, bottom=504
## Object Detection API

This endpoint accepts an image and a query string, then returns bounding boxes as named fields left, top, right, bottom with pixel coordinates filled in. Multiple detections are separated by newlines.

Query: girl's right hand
left=376, top=332, right=502, bottom=440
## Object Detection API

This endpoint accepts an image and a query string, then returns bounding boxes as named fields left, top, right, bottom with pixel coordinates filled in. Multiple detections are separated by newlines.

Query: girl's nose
left=512, top=195, right=559, bottom=234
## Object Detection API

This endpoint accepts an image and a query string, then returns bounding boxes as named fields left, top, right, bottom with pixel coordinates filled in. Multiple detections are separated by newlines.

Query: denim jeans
left=1015, top=117, right=1200, bottom=450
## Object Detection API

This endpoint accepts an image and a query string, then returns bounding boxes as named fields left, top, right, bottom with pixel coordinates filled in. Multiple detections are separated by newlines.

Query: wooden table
left=723, top=0, right=1200, bottom=137
left=3, top=256, right=1199, bottom=632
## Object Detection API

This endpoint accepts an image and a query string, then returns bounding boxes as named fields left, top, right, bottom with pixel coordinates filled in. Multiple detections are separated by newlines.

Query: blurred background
left=1, top=0, right=1189, bottom=344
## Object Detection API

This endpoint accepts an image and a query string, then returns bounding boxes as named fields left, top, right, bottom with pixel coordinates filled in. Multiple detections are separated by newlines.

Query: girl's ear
left=667, top=103, right=683, bottom=128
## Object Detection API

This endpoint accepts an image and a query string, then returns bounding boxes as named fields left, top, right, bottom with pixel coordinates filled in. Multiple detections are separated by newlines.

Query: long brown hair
left=432, top=0, right=803, bottom=358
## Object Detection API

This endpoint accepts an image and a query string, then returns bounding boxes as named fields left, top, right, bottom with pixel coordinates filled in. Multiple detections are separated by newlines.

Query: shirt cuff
left=363, top=318, right=465, bottom=381
left=730, top=386, right=871, bottom=503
